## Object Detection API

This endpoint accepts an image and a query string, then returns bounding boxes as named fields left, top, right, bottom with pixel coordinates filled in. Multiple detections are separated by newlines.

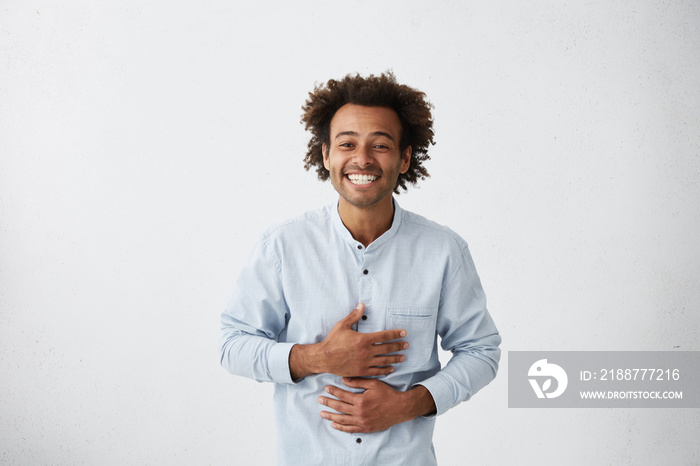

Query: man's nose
left=353, top=145, right=374, bottom=166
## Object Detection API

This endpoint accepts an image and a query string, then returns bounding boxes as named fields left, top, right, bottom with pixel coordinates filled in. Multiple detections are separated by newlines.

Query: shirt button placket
left=358, top=246, right=371, bottom=331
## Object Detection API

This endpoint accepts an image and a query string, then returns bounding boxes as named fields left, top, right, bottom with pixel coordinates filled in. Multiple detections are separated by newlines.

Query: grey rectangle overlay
left=508, top=351, right=700, bottom=408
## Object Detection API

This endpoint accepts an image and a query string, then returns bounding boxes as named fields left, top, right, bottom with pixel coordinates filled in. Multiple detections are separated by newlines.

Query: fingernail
left=325, top=386, right=331, bottom=393
left=320, top=412, right=327, bottom=419
left=318, top=397, right=324, bottom=404
left=400, top=330, right=407, bottom=337
left=403, top=343, right=409, bottom=349
left=400, top=356, right=406, bottom=362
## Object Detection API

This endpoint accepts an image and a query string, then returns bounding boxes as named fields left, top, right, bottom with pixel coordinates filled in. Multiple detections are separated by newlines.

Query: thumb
left=341, top=303, right=365, bottom=327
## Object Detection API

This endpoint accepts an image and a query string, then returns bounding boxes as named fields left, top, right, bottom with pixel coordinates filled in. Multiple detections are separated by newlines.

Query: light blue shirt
left=220, top=200, right=501, bottom=465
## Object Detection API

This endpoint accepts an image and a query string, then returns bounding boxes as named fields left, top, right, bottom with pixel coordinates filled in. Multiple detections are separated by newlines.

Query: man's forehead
left=329, top=104, right=402, bottom=137
left=333, top=130, right=396, bottom=142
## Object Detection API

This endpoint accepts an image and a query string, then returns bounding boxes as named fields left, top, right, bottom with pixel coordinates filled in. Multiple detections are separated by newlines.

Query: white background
left=1, top=1, right=699, bottom=464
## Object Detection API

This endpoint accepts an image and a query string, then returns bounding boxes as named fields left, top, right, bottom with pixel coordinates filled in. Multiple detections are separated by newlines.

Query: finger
left=320, top=411, right=363, bottom=433
left=369, top=341, right=409, bottom=356
left=370, top=354, right=405, bottom=366
left=340, top=303, right=365, bottom=327
left=319, top=395, right=355, bottom=415
left=330, top=422, right=363, bottom=433
left=323, top=384, right=359, bottom=403
left=321, top=412, right=363, bottom=433
left=365, top=328, right=407, bottom=343
left=320, top=410, right=355, bottom=424
left=342, top=377, right=382, bottom=389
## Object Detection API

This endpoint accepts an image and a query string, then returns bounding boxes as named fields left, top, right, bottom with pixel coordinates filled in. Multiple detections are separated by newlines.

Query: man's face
left=323, top=104, right=411, bottom=210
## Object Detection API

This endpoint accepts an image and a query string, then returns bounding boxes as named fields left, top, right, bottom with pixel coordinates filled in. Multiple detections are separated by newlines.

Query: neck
left=337, top=196, right=395, bottom=247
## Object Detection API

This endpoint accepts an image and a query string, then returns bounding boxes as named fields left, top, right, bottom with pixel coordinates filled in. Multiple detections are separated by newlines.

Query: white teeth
left=347, top=174, right=378, bottom=185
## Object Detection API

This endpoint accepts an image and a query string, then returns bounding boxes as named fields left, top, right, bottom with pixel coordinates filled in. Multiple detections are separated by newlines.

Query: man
left=220, top=72, right=501, bottom=465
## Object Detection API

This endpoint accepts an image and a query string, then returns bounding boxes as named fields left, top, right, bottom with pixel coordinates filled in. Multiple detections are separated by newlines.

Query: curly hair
left=301, top=72, right=435, bottom=193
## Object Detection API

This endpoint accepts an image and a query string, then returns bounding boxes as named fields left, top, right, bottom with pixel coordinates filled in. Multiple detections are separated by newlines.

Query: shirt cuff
left=415, top=373, right=457, bottom=417
left=268, top=342, right=296, bottom=385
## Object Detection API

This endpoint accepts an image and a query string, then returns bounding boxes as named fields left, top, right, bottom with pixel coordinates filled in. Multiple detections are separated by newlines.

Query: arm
left=220, top=237, right=408, bottom=383
left=289, top=304, right=408, bottom=380
left=417, top=243, right=501, bottom=415
left=219, top=236, right=295, bottom=384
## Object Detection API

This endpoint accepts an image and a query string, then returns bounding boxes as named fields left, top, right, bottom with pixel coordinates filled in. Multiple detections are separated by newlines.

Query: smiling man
left=220, top=72, right=501, bottom=465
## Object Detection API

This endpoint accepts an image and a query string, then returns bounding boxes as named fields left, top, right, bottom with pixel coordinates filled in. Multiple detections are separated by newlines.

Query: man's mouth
left=346, top=174, right=378, bottom=186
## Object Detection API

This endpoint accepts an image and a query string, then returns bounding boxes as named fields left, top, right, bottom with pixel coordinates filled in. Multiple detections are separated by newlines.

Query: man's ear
left=400, top=146, right=412, bottom=174
left=322, top=143, right=330, bottom=170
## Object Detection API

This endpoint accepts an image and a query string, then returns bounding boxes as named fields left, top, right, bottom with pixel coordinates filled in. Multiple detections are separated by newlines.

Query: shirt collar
left=331, top=198, right=403, bottom=250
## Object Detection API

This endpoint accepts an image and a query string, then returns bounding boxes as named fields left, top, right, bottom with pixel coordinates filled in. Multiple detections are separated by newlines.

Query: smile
left=346, top=174, right=378, bottom=185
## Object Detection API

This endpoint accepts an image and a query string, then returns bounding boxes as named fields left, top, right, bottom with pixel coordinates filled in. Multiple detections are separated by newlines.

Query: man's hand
left=289, top=304, right=408, bottom=379
left=319, top=303, right=408, bottom=376
left=318, top=378, right=436, bottom=433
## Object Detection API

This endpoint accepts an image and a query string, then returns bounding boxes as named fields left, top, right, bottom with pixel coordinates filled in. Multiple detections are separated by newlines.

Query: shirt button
left=356, top=438, right=362, bottom=444
left=361, top=315, right=367, bottom=321
left=357, top=245, right=363, bottom=250
left=363, top=269, right=369, bottom=275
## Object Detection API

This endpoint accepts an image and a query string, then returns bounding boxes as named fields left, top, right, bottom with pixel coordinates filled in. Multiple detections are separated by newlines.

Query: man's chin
left=338, top=191, right=390, bottom=210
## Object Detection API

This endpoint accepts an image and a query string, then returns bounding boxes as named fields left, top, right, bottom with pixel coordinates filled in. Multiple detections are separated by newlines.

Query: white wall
left=1, top=1, right=698, bottom=464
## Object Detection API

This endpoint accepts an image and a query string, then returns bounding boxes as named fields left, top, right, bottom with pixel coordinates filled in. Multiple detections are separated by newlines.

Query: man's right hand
left=289, top=303, right=408, bottom=380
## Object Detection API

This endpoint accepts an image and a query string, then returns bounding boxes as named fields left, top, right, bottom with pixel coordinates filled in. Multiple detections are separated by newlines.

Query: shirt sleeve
left=219, top=234, right=296, bottom=385
left=416, top=243, right=501, bottom=416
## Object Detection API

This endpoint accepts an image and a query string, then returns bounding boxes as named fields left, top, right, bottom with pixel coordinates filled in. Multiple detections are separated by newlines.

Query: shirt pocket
left=385, top=307, right=437, bottom=368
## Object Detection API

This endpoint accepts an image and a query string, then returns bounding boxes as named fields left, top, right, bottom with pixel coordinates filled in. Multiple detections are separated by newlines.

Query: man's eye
left=374, top=144, right=389, bottom=150
left=339, top=143, right=354, bottom=148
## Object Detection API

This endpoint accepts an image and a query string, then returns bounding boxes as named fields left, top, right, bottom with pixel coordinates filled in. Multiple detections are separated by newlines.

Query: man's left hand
left=318, top=377, right=435, bottom=433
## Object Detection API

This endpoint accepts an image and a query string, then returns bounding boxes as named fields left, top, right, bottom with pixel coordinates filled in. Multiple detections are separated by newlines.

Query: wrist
left=289, top=342, right=324, bottom=380
left=404, top=385, right=437, bottom=419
